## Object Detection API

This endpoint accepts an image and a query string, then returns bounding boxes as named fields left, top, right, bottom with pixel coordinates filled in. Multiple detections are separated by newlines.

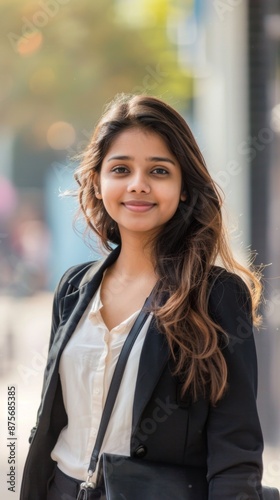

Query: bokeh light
left=16, top=31, right=43, bottom=56
left=47, top=121, right=76, bottom=150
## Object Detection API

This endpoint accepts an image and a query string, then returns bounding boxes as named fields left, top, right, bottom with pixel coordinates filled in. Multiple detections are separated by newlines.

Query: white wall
left=194, top=1, right=250, bottom=263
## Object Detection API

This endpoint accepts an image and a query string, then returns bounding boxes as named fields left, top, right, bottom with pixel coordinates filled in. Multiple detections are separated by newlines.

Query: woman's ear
left=93, top=173, right=102, bottom=199
left=180, top=191, right=187, bottom=202
left=94, top=184, right=102, bottom=199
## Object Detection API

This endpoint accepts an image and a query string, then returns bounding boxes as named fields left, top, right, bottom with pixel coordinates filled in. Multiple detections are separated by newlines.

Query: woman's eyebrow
left=107, top=155, right=132, bottom=162
left=107, top=155, right=176, bottom=165
left=147, top=156, right=176, bottom=165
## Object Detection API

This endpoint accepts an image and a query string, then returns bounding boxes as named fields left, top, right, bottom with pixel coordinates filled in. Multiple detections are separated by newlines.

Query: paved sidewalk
left=0, top=292, right=53, bottom=500
left=263, top=446, right=280, bottom=491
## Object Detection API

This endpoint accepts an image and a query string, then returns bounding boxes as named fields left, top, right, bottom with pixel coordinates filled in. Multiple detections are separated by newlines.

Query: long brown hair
left=74, top=93, right=262, bottom=404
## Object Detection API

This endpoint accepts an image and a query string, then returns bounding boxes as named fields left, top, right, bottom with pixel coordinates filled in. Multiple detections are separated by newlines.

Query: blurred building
left=185, top=0, right=280, bottom=449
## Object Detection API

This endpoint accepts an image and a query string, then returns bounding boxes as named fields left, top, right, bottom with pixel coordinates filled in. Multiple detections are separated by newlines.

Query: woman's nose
left=127, top=173, right=151, bottom=193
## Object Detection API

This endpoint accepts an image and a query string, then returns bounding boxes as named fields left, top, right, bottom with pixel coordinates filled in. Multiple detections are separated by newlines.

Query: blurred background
left=0, top=0, right=280, bottom=496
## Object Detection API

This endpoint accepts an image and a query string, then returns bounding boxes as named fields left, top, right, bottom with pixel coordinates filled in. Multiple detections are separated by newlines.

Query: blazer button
left=133, top=445, right=147, bottom=458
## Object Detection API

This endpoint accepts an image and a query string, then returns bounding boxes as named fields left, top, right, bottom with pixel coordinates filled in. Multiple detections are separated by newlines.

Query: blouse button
left=133, top=445, right=147, bottom=458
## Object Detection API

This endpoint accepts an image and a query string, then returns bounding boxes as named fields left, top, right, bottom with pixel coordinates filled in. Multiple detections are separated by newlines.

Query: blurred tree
left=0, top=0, right=192, bottom=148
left=0, top=0, right=194, bottom=290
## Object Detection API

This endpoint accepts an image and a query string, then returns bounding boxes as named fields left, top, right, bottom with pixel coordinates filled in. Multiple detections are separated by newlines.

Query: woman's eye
left=151, top=167, right=169, bottom=175
left=111, top=166, right=129, bottom=173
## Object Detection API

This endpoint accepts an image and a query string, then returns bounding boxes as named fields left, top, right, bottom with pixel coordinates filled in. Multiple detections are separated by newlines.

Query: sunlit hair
left=74, top=93, right=262, bottom=404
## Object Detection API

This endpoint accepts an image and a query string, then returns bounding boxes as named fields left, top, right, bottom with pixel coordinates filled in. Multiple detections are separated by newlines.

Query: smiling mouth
left=122, top=201, right=156, bottom=212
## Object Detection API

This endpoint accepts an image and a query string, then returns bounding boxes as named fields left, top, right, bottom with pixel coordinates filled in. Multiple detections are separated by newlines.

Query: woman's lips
left=122, top=201, right=156, bottom=212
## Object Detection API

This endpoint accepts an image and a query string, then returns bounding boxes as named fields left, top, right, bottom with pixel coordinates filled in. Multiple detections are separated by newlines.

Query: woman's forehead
left=104, top=127, right=176, bottom=159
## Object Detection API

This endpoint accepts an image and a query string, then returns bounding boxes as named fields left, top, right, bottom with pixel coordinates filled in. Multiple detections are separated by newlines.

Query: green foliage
left=0, top=0, right=193, bottom=141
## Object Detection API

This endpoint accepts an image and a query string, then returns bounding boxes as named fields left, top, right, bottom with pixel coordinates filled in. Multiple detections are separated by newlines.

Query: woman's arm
left=207, top=271, right=264, bottom=499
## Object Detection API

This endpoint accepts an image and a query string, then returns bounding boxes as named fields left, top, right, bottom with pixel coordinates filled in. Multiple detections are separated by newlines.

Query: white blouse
left=51, top=281, right=152, bottom=481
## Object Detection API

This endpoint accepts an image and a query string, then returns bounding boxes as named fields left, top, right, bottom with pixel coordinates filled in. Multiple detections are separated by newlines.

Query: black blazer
left=20, top=246, right=264, bottom=500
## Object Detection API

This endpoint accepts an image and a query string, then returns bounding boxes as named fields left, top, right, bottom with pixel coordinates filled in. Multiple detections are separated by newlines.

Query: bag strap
left=87, top=292, right=153, bottom=476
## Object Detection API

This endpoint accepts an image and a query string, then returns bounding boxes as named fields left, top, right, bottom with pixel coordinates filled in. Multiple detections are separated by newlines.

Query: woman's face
left=95, top=127, right=186, bottom=240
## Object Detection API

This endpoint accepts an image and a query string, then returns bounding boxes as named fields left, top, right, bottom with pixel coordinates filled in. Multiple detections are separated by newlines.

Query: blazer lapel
left=47, top=247, right=121, bottom=381
left=132, top=317, right=170, bottom=434
left=60, top=246, right=121, bottom=329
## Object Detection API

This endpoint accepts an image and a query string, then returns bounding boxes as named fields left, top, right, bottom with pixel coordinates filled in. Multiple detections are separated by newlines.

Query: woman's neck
left=113, top=232, right=157, bottom=280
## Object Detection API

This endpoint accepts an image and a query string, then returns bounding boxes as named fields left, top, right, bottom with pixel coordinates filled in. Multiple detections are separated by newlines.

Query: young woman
left=20, top=94, right=264, bottom=499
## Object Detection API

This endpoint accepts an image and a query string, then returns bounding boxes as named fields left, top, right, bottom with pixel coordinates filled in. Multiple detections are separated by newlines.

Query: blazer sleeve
left=207, top=271, right=264, bottom=500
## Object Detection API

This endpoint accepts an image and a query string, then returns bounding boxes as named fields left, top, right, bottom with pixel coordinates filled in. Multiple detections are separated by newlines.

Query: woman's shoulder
left=61, top=261, right=96, bottom=283
left=207, top=267, right=258, bottom=379
left=208, top=265, right=252, bottom=317
left=209, top=265, right=250, bottom=292
left=54, top=260, right=97, bottom=300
